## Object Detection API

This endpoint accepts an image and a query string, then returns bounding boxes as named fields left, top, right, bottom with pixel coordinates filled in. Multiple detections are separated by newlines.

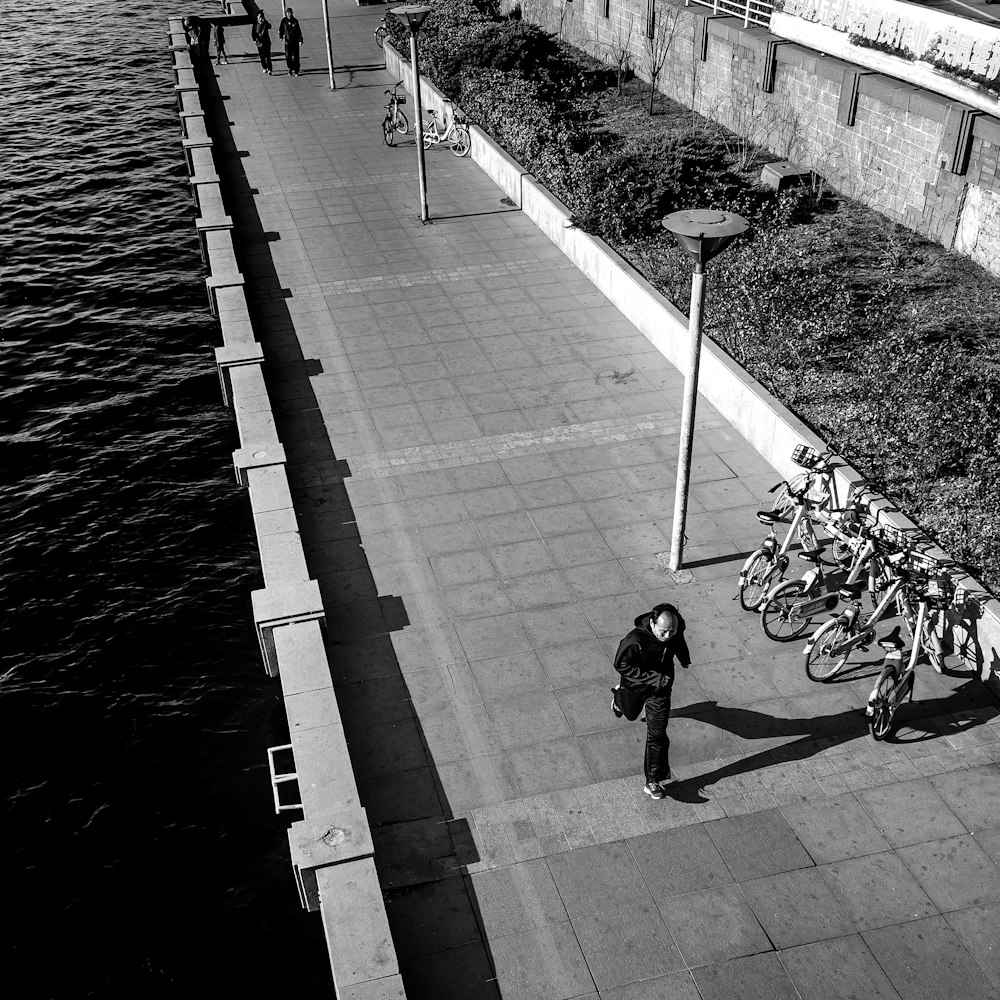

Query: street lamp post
left=391, top=4, right=433, bottom=223
left=322, top=0, right=336, bottom=90
left=661, top=209, right=749, bottom=572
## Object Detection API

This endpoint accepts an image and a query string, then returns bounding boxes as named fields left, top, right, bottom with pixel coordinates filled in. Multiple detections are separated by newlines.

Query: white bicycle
left=422, top=101, right=470, bottom=157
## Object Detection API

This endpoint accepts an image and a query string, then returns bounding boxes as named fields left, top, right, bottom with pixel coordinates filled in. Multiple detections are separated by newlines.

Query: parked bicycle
left=757, top=513, right=895, bottom=641
left=423, top=101, right=471, bottom=157
left=770, top=446, right=844, bottom=520
left=803, top=545, right=917, bottom=681
left=866, top=573, right=951, bottom=738
left=373, top=16, right=389, bottom=48
left=382, top=82, right=408, bottom=146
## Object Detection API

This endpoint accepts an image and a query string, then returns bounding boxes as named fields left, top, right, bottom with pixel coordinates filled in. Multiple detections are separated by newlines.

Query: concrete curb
left=384, top=40, right=1000, bottom=698
left=168, top=19, right=405, bottom=996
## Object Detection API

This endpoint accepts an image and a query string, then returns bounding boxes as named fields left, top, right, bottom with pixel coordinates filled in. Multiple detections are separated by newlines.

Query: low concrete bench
left=177, top=89, right=204, bottom=120
left=172, top=46, right=193, bottom=70
left=215, top=342, right=264, bottom=407
left=214, top=286, right=255, bottom=346
left=181, top=116, right=213, bottom=173
left=204, top=229, right=244, bottom=315
left=187, top=146, right=220, bottom=189
left=173, top=67, right=198, bottom=109
left=193, top=184, right=233, bottom=263
left=251, top=579, right=325, bottom=677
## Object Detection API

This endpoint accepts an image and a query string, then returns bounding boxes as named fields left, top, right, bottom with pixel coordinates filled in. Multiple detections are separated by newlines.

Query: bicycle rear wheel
left=739, top=550, right=774, bottom=612
left=806, top=619, right=852, bottom=681
left=760, top=579, right=812, bottom=641
left=451, top=123, right=471, bottom=157
left=394, top=109, right=409, bottom=135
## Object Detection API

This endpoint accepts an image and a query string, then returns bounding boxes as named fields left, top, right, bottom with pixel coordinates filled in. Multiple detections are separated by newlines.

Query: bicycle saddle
left=756, top=510, right=787, bottom=525
left=838, top=582, right=863, bottom=601
left=796, top=547, right=827, bottom=563
left=878, top=625, right=904, bottom=651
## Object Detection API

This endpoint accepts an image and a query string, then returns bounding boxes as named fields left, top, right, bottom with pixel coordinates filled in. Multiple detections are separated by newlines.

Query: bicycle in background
left=757, top=511, right=896, bottom=641
left=423, top=101, right=471, bottom=157
left=373, top=16, right=389, bottom=48
left=382, top=82, right=408, bottom=146
left=866, top=573, right=952, bottom=738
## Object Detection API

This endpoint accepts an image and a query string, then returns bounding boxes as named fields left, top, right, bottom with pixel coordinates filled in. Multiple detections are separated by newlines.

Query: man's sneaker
left=611, top=685, right=623, bottom=718
left=644, top=781, right=665, bottom=799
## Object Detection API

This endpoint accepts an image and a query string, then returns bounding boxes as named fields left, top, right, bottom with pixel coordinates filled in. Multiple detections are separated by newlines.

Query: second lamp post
left=391, top=4, right=433, bottom=223
left=660, top=209, right=749, bottom=572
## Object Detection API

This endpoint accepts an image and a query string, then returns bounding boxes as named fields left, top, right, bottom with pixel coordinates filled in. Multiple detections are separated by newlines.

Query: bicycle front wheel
left=374, top=28, right=386, bottom=48
left=382, top=117, right=395, bottom=146
left=394, top=109, right=409, bottom=135
left=739, top=551, right=775, bottom=612
left=869, top=701, right=893, bottom=740
left=806, top=619, right=852, bottom=681
left=760, top=579, right=812, bottom=642
left=450, top=124, right=471, bottom=157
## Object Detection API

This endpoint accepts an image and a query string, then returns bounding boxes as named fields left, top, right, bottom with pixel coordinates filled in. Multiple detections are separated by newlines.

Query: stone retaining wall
left=168, top=20, right=405, bottom=999
left=385, top=39, right=1000, bottom=700
left=506, top=0, right=1000, bottom=278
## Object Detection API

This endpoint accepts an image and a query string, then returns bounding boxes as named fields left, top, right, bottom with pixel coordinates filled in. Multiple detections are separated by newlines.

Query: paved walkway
left=206, top=7, right=1000, bottom=998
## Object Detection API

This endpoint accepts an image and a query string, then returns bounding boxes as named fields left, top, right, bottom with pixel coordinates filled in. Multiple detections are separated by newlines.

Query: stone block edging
left=384, top=41, right=999, bottom=696
left=169, top=24, right=404, bottom=996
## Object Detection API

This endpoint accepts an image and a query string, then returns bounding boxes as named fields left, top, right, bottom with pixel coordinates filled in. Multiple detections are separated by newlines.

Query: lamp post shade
left=391, top=4, right=433, bottom=32
left=661, top=209, right=749, bottom=266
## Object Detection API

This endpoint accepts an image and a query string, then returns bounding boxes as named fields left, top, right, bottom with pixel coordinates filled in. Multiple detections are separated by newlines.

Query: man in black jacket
left=278, top=8, right=304, bottom=76
left=613, top=603, right=691, bottom=799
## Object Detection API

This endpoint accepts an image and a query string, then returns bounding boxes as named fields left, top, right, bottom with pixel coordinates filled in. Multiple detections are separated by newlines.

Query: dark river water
left=2, top=3, right=330, bottom=996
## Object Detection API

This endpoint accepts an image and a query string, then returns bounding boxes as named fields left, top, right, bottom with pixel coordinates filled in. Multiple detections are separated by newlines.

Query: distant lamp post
left=391, top=4, right=433, bottom=223
left=661, top=209, right=749, bottom=572
left=322, top=0, right=336, bottom=90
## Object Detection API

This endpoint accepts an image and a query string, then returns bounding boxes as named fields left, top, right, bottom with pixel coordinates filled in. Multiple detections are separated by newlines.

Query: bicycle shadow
left=664, top=686, right=998, bottom=803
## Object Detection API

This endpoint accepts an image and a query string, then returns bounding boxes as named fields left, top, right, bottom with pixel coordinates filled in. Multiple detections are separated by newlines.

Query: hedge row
left=396, top=0, right=1000, bottom=592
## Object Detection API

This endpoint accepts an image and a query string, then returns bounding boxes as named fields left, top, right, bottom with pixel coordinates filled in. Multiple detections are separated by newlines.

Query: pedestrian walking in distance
left=252, top=11, right=273, bottom=75
left=278, top=8, right=304, bottom=76
left=613, top=603, right=691, bottom=800
left=213, top=22, right=228, bottom=65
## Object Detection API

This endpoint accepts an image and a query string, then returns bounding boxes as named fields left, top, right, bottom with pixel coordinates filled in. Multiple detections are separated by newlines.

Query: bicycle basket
left=791, top=444, right=821, bottom=469
left=923, top=575, right=953, bottom=608
left=395, top=95, right=406, bottom=104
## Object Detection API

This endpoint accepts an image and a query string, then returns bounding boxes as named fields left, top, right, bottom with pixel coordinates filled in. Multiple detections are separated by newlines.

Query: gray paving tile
left=929, top=764, right=1000, bottom=831
left=863, top=915, right=995, bottom=1000
left=547, top=841, right=652, bottom=918
left=508, top=737, right=595, bottom=797
left=819, top=850, right=938, bottom=931
left=781, top=934, right=902, bottom=1000
left=897, top=834, right=1000, bottom=911
left=705, top=808, right=814, bottom=880
left=692, top=953, right=799, bottom=1000
left=487, top=690, right=573, bottom=749
left=856, top=778, right=968, bottom=847
left=435, top=753, right=519, bottom=813
left=535, top=638, right=614, bottom=687
left=977, top=825, right=1000, bottom=865
left=741, top=867, right=855, bottom=948
left=944, top=902, right=1000, bottom=988
left=555, top=681, right=621, bottom=736
left=657, top=883, right=771, bottom=967
left=489, top=921, right=595, bottom=1000
left=503, top=569, right=575, bottom=611
left=597, top=972, right=702, bottom=1000
left=384, top=876, right=481, bottom=961
left=693, top=658, right=784, bottom=707
left=469, top=650, right=550, bottom=700
left=420, top=704, right=502, bottom=763
left=466, top=857, right=568, bottom=937
left=572, top=901, right=684, bottom=989
left=781, top=791, right=892, bottom=863
left=578, top=726, right=648, bottom=782
left=399, top=940, right=499, bottom=1000
left=456, top=612, right=532, bottom=660
left=628, top=823, right=733, bottom=898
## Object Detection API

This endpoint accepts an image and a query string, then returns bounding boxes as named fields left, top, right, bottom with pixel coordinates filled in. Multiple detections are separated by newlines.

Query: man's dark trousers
left=643, top=688, right=672, bottom=783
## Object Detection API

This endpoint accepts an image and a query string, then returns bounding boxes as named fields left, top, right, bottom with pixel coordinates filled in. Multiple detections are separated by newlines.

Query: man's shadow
left=665, top=682, right=998, bottom=803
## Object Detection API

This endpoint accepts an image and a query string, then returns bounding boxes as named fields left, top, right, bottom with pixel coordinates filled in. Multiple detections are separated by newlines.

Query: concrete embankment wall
left=385, top=40, right=1000, bottom=700
left=168, top=20, right=405, bottom=999
left=505, top=0, right=1000, bottom=277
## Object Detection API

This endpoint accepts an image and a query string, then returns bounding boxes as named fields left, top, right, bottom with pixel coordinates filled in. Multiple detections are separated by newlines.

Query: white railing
left=684, top=0, right=774, bottom=29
